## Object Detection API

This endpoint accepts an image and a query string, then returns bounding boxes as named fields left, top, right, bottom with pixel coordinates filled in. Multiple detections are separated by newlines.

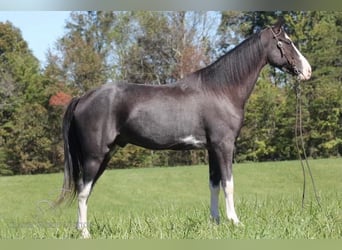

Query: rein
left=269, top=24, right=322, bottom=210
left=294, top=82, right=322, bottom=209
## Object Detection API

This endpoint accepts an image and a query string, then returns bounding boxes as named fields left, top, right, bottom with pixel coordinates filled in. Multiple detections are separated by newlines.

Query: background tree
left=52, top=11, right=117, bottom=93
left=296, top=11, right=342, bottom=157
left=0, top=21, right=52, bottom=174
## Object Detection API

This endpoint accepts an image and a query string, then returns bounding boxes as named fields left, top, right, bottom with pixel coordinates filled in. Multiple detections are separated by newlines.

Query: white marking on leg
left=222, top=176, right=240, bottom=224
left=77, top=181, right=92, bottom=239
left=209, top=182, right=220, bottom=223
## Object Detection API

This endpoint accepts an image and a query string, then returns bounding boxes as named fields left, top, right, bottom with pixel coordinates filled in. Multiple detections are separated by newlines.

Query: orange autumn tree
left=49, top=91, right=72, bottom=107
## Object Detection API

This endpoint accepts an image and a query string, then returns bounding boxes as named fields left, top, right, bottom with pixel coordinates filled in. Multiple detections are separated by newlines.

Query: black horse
left=58, top=20, right=311, bottom=238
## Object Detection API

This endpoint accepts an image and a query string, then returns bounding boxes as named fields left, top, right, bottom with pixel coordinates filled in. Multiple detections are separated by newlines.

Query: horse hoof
left=234, top=221, right=245, bottom=228
left=81, top=229, right=91, bottom=239
left=211, top=216, right=220, bottom=225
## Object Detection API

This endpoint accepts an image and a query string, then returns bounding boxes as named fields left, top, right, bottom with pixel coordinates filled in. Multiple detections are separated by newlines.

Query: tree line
left=0, top=11, right=341, bottom=175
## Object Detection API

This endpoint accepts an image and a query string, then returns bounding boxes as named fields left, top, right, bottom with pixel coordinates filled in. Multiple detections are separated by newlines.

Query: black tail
left=55, top=97, right=81, bottom=206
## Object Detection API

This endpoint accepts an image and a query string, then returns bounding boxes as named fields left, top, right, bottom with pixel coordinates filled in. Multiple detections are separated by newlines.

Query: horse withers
left=57, top=20, right=311, bottom=238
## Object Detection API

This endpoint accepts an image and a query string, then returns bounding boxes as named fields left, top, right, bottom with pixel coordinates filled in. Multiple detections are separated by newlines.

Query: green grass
left=0, top=158, right=341, bottom=239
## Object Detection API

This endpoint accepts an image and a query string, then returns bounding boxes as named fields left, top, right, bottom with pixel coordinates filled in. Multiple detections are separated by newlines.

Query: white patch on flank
left=181, top=135, right=203, bottom=146
left=222, top=176, right=240, bottom=224
left=285, top=33, right=312, bottom=80
left=77, top=181, right=93, bottom=239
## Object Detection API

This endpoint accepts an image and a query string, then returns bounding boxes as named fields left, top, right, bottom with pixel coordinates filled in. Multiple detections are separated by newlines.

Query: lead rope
left=294, top=82, right=322, bottom=210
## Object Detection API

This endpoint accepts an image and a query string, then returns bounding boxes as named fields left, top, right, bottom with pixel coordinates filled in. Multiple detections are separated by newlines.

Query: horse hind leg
left=76, top=153, right=109, bottom=237
left=76, top=157, right=101, bottom=239
left=77, top=179, right=93, bottom=239
left=76, top=144, right=119, bottom=239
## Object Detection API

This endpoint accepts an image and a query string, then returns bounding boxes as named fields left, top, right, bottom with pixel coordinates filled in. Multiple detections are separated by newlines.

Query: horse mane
left=196, top=31, right=265, bottom=89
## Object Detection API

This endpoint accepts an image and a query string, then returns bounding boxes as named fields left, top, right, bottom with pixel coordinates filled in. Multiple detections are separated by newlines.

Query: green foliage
left=296, top=12, right=342, bottom=158
left=111, top=11, right=214, bottom=84
left=0, top=148, right=12, bottom=175
left=0, top=21, right=55, bottom=174
left=4, top=103, right=53, bottom=174
left=109, top=145, right=153, bottom=169
left=52, top=11, right=118, bottom=93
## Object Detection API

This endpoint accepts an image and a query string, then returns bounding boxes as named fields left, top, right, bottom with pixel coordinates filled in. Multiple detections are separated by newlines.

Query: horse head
left=264, top=19, right=312, bottom=81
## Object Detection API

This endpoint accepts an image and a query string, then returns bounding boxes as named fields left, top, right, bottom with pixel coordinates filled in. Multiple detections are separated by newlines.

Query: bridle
left=268, top=26, right=301, bottom=76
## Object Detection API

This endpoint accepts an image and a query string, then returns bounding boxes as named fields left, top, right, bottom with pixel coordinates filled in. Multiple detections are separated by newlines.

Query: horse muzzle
left=297, top=65, right=312, bottom=81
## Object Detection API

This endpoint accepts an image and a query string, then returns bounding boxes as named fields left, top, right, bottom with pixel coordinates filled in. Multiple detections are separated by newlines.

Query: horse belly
left=119, top=108, right=206, bottom=150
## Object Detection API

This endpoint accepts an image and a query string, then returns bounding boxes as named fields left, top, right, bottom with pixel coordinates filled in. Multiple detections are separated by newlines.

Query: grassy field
left=0, top=158, right=341, bottom=239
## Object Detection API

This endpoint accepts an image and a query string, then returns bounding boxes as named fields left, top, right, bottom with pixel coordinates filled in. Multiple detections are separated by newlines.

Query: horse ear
left=272, top=17, right=285, bottom=33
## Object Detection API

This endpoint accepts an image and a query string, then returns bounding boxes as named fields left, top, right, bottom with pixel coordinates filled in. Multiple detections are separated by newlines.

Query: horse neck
left=199, top=34, right=268, bottom=108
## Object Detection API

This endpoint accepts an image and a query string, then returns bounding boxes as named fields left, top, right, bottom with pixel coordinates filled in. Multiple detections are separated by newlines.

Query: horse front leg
left=208, top=150, right=221, bottom=224
left=211, top=139, right=240, bottom=225
left=222, top=175, right=240, bottom=224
